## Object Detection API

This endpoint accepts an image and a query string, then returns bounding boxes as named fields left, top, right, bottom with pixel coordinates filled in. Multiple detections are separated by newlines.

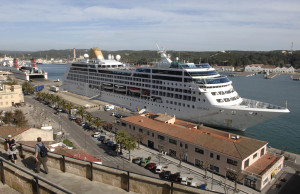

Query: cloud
left=0, top=0, right=299, bottom=51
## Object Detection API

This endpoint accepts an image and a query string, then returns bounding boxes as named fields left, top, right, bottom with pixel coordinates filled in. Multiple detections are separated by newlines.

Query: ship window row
left=211, top=89, right=235, bottom=96
left=152, top=69, right=183, bottom=76
left=133, top=73, right=150, bottom=78
left=70, top=67, right=88, bottom=72
left=184, top=70, right=217, bottom=76
left=166, top=100, right=196, bottom=108
left=216, top=95, right=240, bottom=103
left=71, top=64, right=88, bottom=67
left=152, top=75, right=182, bottom=82
left=201, top=84, right=231, bottom=89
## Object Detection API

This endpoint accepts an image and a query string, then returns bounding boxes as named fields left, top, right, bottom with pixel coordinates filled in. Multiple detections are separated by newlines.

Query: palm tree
left=35, top=91, right=42, bottom=101
left=65, top=102, right=74, bottom=115
left=124, top=136, right=137, bottom=161
left=22, top=81, right=35, bottom=94
left=85, top=113, right=93, bottom=125
left=115, top=131, right=128, bottom=154
left=76, top=106, right=86, bottom=120
left=93, top=117, right=103, bottom=132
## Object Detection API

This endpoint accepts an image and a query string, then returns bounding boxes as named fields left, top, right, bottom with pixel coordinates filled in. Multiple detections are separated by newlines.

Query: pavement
left=0, top=147, right=136, bottom=194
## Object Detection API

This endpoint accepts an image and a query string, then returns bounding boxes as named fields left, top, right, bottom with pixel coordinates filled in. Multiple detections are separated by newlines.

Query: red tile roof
left=121, top=114, right=267, bottom=159
left=0, top=126, right=30, bottom=139
left=244, top=153, right=282, bottom=175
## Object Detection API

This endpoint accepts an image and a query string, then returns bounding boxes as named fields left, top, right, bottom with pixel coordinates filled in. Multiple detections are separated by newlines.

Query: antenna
left=290, top=42, right=293, bottom=54
left=156, top=43, right=161, bottom=51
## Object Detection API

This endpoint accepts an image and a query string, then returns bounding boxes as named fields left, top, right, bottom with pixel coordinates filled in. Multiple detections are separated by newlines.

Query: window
left=227, top=158, right=238, bottom=166
left=253, top=153, right=257, bottom=159
left=210, top=153, right=214, bottom=158
left=129, top=125, right=131, bottom=129
left=185, top=144, right=188, bottom=149
left=180, top=142, right=183, bottom=147
left=261, top=148, right=265, bottom=156
left=169, top=138, right=177, bottom=145
left=244, top=159, right=249, bottom=169
left=217, top=155, right=220, bottom=160
left=152, top=133, right=154, bottom=137
left=121, top=122, right=126, bottom=127
left=195, top=148, right=204, bottom=154
left=158, top=135, right=165, bottom=140
left=147, top=131, right=150, bottom=135
left=133, top=126, right=135, bottom=130
left=210, top=165, right=219, bottom=173
left=139, top=128, right=143, bottom=132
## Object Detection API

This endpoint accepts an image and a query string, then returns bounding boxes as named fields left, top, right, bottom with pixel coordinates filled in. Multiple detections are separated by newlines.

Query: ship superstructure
left=62, top=47, right=289, bottom=131
left=0, top=57, right=48, bottom=81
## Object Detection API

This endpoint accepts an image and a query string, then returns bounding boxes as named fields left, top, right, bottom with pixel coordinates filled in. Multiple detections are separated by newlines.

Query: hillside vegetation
left=1, top=49, right=299, bottom=69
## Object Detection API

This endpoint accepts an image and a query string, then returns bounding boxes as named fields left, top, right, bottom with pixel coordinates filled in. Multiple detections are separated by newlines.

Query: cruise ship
left=0, top=58, right=48, bottom=81
left=62, top=47, right=289, bottom=131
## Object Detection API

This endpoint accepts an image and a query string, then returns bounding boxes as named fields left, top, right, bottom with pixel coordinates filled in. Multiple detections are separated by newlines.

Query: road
left=24, top=96, right=159, bottom=179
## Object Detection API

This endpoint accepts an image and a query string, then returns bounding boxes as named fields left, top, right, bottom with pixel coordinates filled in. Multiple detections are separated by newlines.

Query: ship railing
left=241, top=98, right=286, bottom=110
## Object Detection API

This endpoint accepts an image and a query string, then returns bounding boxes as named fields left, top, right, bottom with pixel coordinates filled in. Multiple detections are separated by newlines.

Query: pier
left=264, top=72, right=278, bottom=79
left=291, top=74, right=300, bottom=81
left=228, top=72, right=256, bottom=77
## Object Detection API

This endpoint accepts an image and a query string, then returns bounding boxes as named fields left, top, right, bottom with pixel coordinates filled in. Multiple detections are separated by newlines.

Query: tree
left=65, top=102, right=74, bottom=115
left=13, top=109, right=28, bottom=127
left=115, top=131, right=128, bottom=154
left=177, top=146, right=188, bottom=167
left=76, top=106, right=86, bottom=120
left=3, top=111, right=14, bottom=125
left=135, top=131, right=146, bottom=149
left=124, top=136, right=136, bottom=161
left=22, top=81, right=35, bottom=94
left=85, top=113, right=93, bottom=124
left=4, top=80, right=18, bottom=86
left=92, top=117, right=103, bottom=132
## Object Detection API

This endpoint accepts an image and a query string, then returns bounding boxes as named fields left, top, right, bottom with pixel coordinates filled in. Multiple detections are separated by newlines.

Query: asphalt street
left=24, top=96, right=159, bottom=179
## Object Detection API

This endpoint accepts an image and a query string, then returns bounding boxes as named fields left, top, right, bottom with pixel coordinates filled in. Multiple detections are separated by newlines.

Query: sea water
left=39, top=64, right=300, bottom=154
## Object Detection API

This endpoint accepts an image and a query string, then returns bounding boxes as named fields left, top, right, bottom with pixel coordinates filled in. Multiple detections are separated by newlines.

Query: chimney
left=73, top=48, right=76, bottom=61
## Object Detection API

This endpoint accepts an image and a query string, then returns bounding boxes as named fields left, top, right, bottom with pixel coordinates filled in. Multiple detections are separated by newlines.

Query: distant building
left=0, top=84, right=24, bottom=108
left=117, top=113, right=284, bottom=191
left=245, top=64, right=294, bottom=73
left=214, top=65, right=235, bottom=72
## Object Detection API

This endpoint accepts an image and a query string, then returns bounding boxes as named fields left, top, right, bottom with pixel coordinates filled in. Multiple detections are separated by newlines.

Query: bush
left=63, top=139, right=73, bottom=147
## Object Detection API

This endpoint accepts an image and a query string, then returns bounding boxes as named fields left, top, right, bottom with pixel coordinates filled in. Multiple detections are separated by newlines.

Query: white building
left=214, top=66, right=235, bottom=72
left=245, top=64, right=295, bottom=73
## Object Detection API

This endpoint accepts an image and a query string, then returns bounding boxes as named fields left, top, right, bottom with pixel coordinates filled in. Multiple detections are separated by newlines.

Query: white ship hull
left=0, top=66, right=47, bottom=81
left=62, top=47, right=289, bottom=131
left=63, top=79, right=288, bottom=131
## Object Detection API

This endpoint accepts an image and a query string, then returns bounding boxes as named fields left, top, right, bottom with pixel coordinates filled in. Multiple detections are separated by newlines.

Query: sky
left=0, top=0, right=299, bottom=51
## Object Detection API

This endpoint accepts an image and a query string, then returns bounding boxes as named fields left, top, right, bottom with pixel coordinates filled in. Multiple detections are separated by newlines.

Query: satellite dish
left=111, top=55, right=114, bottom=60
left=97, top=55, right=103, bottom=60
left=84, top=54, right=89, bottom=58
left=116, top=55, right=121, bottom=61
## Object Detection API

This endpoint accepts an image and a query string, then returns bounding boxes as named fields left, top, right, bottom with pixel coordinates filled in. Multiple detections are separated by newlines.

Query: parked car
left=155, top=165, right=164, bottom=174
left=181, top=177, right=188, bottom=185
left=92, top=132, right=101, bottom=138
left=160, top=171, right=171, bottom=180
left=111, top=112, right=117, bottom=116
left=111, top=144, right=119, bottom=151
left=140, top=157, right=151, bottom=167
left=97, top=136, right=106, bottom=142
left=75, top=118, right=82, bottom=124
left=107, top=141, right=114, bottom=147
left=103, top=139, right=110, bottom=144
left=132, top=157, right=143, bottom=165
left=169, top=173, right=181, bottom=182
left=190, top=182, right=197, bottom=187
left=69, top=114, right=76, bottom=120
left=145, top=163, right=157, bottom=170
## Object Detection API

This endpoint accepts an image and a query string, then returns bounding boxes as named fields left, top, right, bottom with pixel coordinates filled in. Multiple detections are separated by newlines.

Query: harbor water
left=38, top=64, right=300, bottom=154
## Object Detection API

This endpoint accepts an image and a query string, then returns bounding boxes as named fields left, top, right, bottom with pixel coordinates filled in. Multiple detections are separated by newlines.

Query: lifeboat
left=141, top=90, right=150, bottom=95
left=114, top=85, right=126, bottom=92
left=129, top=87, right=140, bottom=93
left=102, top=83, right=113, bottom=90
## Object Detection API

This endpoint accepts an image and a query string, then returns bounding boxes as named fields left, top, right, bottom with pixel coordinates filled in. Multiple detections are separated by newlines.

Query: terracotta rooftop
left=244, top=153, right=282, bottom=176
left=53, top=147, right=102, bottom=163
left=121, top=114, right=267, bottom=159
left=0, top=126, right=31, bottom=139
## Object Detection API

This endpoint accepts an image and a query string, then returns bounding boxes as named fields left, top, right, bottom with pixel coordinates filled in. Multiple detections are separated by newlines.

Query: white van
left=104, top=105, right=115, bottom=111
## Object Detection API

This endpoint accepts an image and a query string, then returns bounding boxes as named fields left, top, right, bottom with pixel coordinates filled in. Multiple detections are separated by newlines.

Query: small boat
left=129, top=87, right=140, bottom=93
left=102, top=83, right=113, bottom=89
left=114, top=85, right=126, bottom=92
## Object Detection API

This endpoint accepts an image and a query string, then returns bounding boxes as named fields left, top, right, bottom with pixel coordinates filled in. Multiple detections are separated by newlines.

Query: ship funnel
left=13, top=58, right=20, bottom=69
left=31, top=58, right=37, bottom=68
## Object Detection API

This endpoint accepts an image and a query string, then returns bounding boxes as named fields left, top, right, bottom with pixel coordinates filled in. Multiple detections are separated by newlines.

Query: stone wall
left=0, top=139, right=211, bottom=194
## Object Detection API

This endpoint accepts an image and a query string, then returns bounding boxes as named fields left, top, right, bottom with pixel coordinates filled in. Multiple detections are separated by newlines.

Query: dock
left=228, top=72, right=256, bottom=77
left=264, top=73, right=278, bottom=79
left=291, top=74, right=300, bottom=81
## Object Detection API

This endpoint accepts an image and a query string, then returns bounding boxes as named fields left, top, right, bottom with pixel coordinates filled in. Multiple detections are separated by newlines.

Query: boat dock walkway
left=228, top=72, right=256, bottom=77
left=264, top=73, right=278, bottom=79
left=291, top=74, right=300, bottom=80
